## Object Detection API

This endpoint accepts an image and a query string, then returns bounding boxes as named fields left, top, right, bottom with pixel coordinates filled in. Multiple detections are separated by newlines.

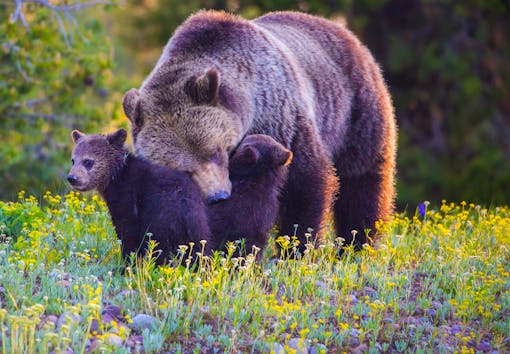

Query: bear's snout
left=67, top=175, right=79, bottom=185
left=207, top=190, right=230, bottom=204
left=191, top=161, right=232, bottom=202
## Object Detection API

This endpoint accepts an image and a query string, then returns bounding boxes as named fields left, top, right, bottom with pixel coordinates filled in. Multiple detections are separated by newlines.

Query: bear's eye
left=83, top=159, right=94, bottom=170
left=71, top=159, right=75, bottom=165
left=210, top=150, right=223, bottom=164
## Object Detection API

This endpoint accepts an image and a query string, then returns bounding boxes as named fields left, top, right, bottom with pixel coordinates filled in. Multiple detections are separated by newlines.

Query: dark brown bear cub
left=67, top=130, right=291, bottom=263
left=68, top=129, right=213, bottom=265
left=208, top=134, right=292, bottom=256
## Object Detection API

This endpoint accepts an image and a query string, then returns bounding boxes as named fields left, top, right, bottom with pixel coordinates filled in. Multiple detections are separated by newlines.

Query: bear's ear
left=238, top=145, right=260, bottom=165
left=189, top=69, right=220, bottom=105
left=72, top=130, right=85, bottom=144
left=122, top=88, right=142, bottom=127
left=274, top=148, right=293, bottom=166
left=107, top=129, right=128, bottom=148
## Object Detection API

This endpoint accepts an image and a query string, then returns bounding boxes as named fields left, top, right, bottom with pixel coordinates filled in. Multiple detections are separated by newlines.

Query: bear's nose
left=67, top=175, right=78, bottom=185
left=207, top=190, right=230, bottom=204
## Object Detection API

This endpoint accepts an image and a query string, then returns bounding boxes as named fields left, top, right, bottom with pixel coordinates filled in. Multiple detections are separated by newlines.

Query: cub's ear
left=188, top=69, right=220, bottom=105
left=238, top=145, right=260, bottom=165
left=107, top=129, right=128, bottom=148
left=72, top=130, right=85, bottom=144
left=274, top=148, right=293, bottom=166
left=122, top=88, right=142, bottom=127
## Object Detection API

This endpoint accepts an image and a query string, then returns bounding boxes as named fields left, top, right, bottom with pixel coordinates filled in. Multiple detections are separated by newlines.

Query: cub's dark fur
left=208, top=134, right=292, bottom=256
left=68, top=129, right=213, bottom=265
left=68, top=130, right=291, bottom=263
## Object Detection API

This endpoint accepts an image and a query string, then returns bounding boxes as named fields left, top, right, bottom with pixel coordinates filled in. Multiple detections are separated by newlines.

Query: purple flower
left=418, top=202, right=426, bottom=218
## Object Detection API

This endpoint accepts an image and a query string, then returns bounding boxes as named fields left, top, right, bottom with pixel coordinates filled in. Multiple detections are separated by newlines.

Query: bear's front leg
left=278, top=129, right=337, bottom=253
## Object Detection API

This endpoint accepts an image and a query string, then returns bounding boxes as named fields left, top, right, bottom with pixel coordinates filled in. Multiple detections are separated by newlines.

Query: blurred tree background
left=1, top=0, right=509, bottom=209
left=0, top=0, right=129, bottom=200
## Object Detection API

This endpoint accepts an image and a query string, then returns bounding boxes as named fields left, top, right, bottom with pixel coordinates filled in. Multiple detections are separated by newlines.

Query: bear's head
left=122, top=69, right=242, bottom=204
left=67, top=129, right=128, bottom=192
left=229, top=134, right=293, bottom=180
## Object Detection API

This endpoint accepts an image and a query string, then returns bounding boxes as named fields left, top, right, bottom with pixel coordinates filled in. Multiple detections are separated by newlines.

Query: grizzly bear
left=67, top=128, right=213, bottom=265
left=67, top=129, right=291, bottom=263
left=122, top=10, right=397, bottom=250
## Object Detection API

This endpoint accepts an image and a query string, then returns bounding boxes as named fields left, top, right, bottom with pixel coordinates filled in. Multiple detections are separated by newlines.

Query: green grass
left=0, top=192, right=509, bottom=353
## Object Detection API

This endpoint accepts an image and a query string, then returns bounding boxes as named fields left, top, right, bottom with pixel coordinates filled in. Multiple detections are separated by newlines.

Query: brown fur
left=123, top=10, right=397, bottom=250
left=69, top=129, right=128, bottom=193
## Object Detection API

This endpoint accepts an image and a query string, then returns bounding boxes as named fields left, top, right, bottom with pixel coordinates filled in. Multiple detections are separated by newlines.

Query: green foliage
left=115, top=0, right=510, bottom=208
left=115, top=0, right=349, bottom=67
left=0, top=194, right=509, bottom=352
left=353, top=1, right=510, bottom=208
left=0, top=2, right=122, bottom=200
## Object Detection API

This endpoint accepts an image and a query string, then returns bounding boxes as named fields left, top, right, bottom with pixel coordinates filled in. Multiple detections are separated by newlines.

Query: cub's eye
left=83, top=159, right=94, bottom=170
left=71, top=159, right=75, bottom=165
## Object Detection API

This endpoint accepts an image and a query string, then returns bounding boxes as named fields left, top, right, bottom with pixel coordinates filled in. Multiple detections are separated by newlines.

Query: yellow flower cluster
left=262, top=293, right=304, bottom=317
left=0, top=194, right=508, bottom=352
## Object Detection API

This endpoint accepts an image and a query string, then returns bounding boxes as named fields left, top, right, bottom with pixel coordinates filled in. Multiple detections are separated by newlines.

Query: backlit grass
left=0, top=192, right=508, bottom=353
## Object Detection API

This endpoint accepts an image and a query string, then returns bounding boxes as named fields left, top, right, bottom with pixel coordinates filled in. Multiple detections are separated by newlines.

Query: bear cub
left=68, top=128, right=213, bottom=265
left=208, top=134, right=292, bottom=256
left=67, top=129, right=291, bottom=264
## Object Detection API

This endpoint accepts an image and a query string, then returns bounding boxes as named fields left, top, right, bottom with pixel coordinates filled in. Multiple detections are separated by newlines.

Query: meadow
left=0, top=191, right=508, bottom=353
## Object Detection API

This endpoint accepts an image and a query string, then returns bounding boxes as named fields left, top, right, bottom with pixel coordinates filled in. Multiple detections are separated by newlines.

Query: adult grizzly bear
left=122, top=10, right=397, bottom=249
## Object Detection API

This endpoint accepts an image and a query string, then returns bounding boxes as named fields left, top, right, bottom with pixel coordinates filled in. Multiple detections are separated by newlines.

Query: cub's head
left=229, top=134, right=293, bottom=180
left=122, top=68, right=242, bottom=204
left=67, top=129, right=128, bottom=192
